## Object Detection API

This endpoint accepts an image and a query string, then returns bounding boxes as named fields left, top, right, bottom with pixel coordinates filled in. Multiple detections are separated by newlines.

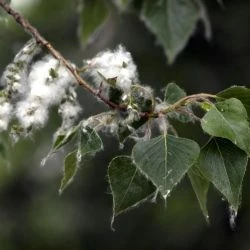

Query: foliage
left=0, top=0, right=250, bottom=230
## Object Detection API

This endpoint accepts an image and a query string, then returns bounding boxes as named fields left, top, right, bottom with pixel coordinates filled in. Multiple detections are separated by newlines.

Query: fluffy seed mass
left=85, top=45, right=138, bottom=94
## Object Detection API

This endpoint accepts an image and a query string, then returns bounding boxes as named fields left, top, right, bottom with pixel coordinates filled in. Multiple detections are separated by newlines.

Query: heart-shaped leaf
left=201, top=98, right=250, bottom=155
left=217, top=86, right=250, bottom=118
left=198, top=138, right=248, bottom=211
left=141, top=0, right=201, bottom=63
left=78, top=126, right=103, bottom=158
left=108, top=156, right=155, bottom=218
left=132, top=135, right=200, bottom=199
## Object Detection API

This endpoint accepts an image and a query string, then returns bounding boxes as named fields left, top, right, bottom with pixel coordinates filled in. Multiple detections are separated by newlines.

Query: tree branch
left=0, top=0, right=125, bottom=111
left=0, top=0, right=218, bottom=119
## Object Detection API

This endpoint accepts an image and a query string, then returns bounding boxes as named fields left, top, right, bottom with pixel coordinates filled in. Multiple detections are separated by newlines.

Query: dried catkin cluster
left=0, top=39, right=81, bottom=139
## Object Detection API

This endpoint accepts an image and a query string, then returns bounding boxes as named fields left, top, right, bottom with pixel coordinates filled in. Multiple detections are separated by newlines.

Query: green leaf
left=164, top=82, right=194, bottom=123
left=52, top=126, right=79, bottom=153
left=217, top=86, right=250, bottom=119
left=132, top=135, right=200, bottom=199
left=59, top=151, right=78, bottom=195
left=78, top=0, right=109, bottom=47
left=59, top=126, right=102, bottom=194
left=108, top=156, right=155, bottom=218
left=198, top=138, right=248, bottom=211
left=141, top=0, right=201, bottom=63
left=188, top=164, right=209, bottom=222
left=164, top=82, right=186, bottom=103
left=201, top=98, right=250, bottom=155
left=78, top=126, right=103, bottom=158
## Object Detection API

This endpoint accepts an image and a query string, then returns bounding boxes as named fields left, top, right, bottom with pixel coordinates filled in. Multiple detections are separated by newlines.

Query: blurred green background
left=1, top=0, right=250, bottom=249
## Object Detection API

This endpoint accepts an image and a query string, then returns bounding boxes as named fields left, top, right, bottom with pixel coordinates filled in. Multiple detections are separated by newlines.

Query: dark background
left=0, top=0, right=250, bottom=249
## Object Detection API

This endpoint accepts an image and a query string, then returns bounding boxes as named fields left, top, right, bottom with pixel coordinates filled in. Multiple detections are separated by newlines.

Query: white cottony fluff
left=15, top=55, right=77, bottom=130
left=86, top=45, right=138, bottom=93
left=28, top=55, right=75, bottom=106
left=58, top=101, right=82, bottom=130
left=0, top=101, right=13, bottom=131
left=16, top=98, right=49, bottom=129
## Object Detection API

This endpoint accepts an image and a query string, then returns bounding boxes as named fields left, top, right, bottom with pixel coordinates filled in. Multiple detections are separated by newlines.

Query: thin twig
left=0, top=0, right=125, bottom=111
left=0, top=0, right=218, bottom=119
left=160, top=93, right=217, bottom=114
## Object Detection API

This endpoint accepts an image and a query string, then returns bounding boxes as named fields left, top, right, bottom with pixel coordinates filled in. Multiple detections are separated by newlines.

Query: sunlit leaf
left=188, top=164, right=209, bottom=222
left=132, top=135, right=200, bottom=199
left=78, top=0, right=109, bottom=47
left=108, top=156, right=155, bottom=218
left=201, top=98, right=250, bottom=155
left=141, top=0, right=201, bottom=63
left=198, top=138, right=248, bottom=211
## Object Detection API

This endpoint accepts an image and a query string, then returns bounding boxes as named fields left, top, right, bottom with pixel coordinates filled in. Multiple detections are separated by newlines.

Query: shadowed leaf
left=188, top=164, right=209, bottom=222
left=132, top=135, right=200, bottom=199
left=108, top=156, right=155, bottom=218
left=141, top=0, right=201, bottom=63
left=198, top=138, right=248, bottom=211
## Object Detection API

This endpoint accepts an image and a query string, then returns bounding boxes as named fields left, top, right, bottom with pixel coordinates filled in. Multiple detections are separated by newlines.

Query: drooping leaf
left=188, top=164, right=209, bottom=222
left=59, top=126, right=103, bottom=194
left=217, top=86, right=250, bottom=119
left=78, top=126, right=103, bottom=158
left=78, top=0, right=109, bottom=47
left=198, top=138, right=248, bottom=211
left=132, top=135, right=200, bottom=199
left=59, top=151, right=78, bottom=195
left=52, top=126, right=79, bottom=153
left=141, top=0, right=201, bottom=63
left=164, top=82, right=195, bottom=123
left=108, top=156, right=155, bottom=218
left=201, top=98, right=250, bottom=155
left=41, top=125, right=80, bottom=167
